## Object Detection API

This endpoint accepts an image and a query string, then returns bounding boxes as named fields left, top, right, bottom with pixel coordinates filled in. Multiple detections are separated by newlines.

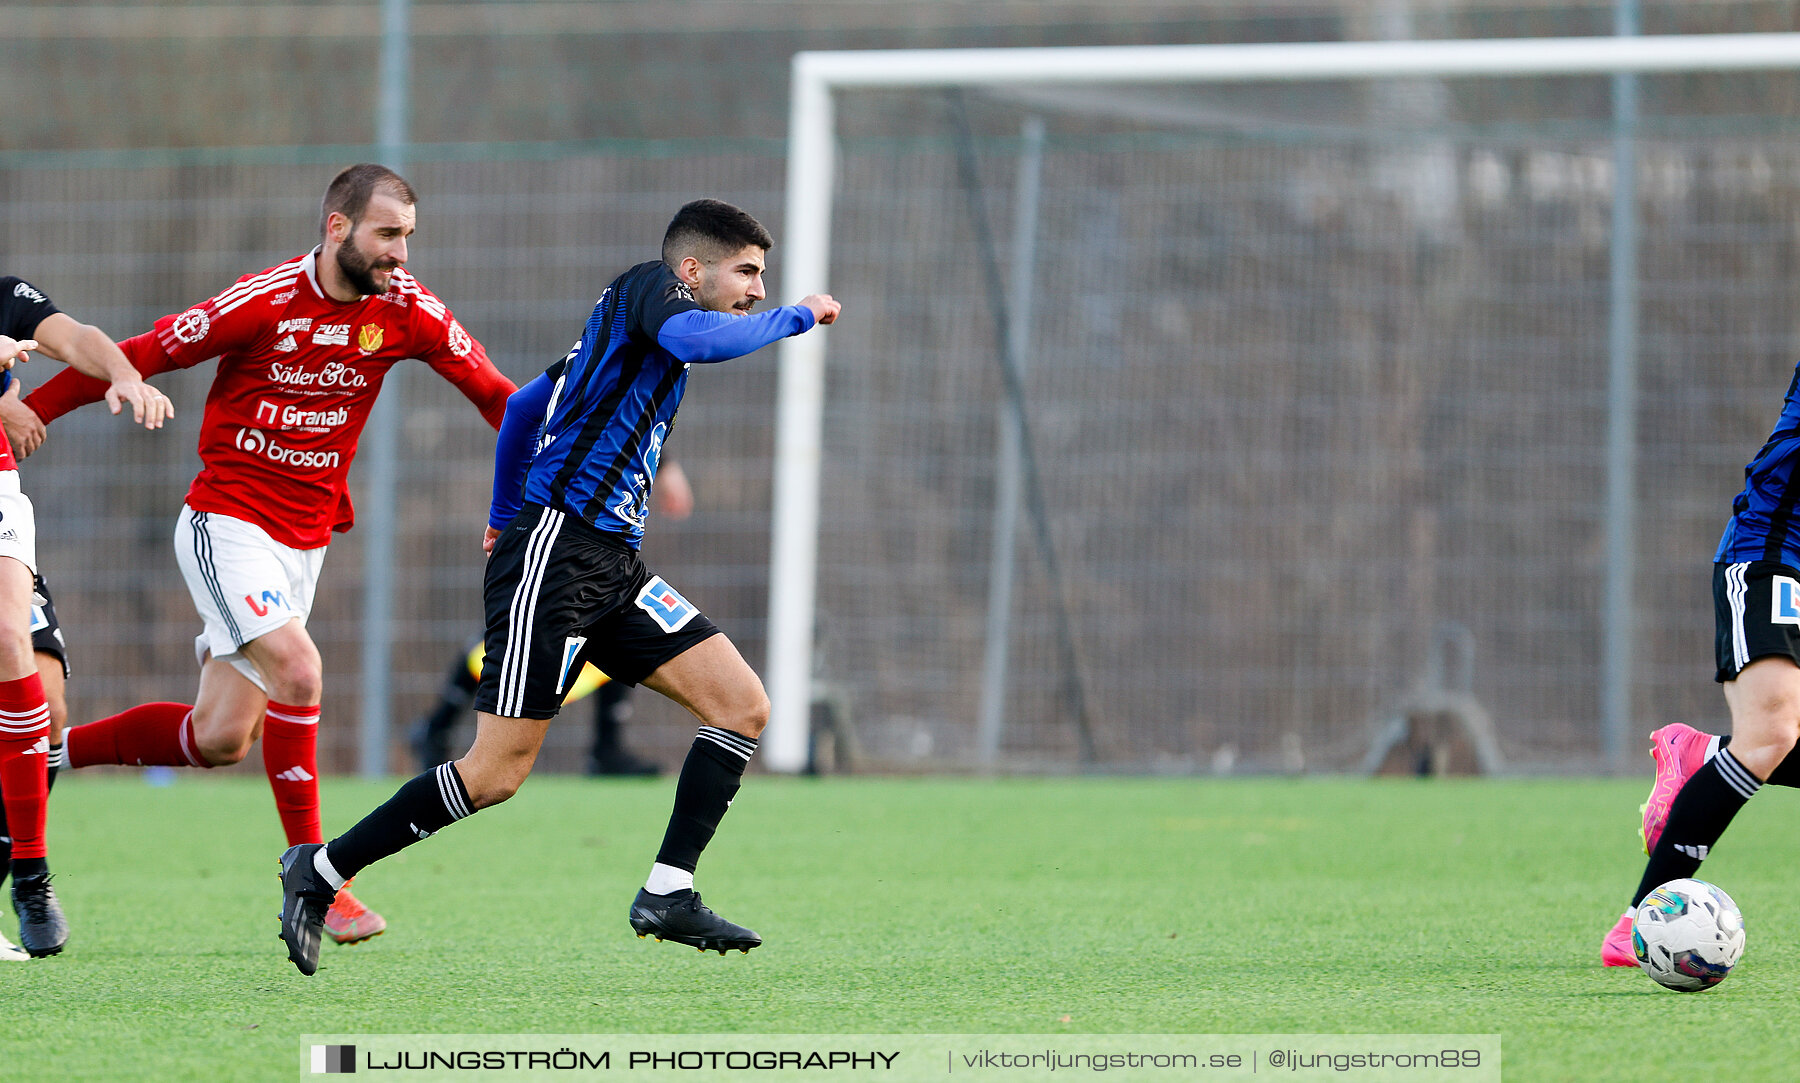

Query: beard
left=335, top=235, right=393, bottom=296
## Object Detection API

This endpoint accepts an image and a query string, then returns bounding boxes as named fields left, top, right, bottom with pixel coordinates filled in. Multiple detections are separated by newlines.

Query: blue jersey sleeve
left=655, top=305, right=817, bottom=364
left=488, top=370, right=559, bottom=531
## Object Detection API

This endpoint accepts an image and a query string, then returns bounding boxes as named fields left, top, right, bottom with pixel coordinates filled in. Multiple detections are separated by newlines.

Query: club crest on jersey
left=358, top=323, right=384, bottom=353
left=1773, top=576, right=1800, bottom=626
left=635, top=577, right=698, bottom=633
left=171, top=308, right=211, bottom=344
left=447, top=319, right=473, bottom=358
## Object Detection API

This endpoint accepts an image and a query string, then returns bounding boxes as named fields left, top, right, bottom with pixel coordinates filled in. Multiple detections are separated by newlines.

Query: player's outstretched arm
left=24, top=315, right=172, bottom=430
left=24, top=330, right=182, bottom=426
left=26, top=309, right=171, bottom=428
left=654, top=296, right=839, bottom=365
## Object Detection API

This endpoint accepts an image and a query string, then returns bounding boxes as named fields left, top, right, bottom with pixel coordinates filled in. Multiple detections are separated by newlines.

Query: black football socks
left=654, top=726, right=757, bottom=873
left=1632, top=748, right=1760, bottom=906
left=325, top=761, right=475, bottom=881
left=1712, top=734, right=1800, bottom=787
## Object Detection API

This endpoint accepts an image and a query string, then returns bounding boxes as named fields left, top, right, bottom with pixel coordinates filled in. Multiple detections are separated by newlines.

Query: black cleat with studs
left=277, top=843, right=336, bottom=976
left=12, top=872, right=68, bottom=957
left=629, top=888, right=761, bottom=955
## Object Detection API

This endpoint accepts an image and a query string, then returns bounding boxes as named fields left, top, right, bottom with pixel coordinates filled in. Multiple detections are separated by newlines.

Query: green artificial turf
left=3, top=774, right=1794, bottom=1080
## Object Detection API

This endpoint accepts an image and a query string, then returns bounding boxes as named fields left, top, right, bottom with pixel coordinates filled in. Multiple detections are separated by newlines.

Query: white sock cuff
left=645, top=862, right=695, bottom=896
left=314, top=846, right=347, bottom=891
left=1714, top=748, right=1762, bottom=800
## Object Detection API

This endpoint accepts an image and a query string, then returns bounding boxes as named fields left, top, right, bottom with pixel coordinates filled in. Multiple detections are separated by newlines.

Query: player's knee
left=195, top=731, right=251, bottom=766
left=264, top=657, right=324, bottom=705
left=0, top=622, right=35, bottom=677
left=460, top=765, right=525, bottom=809
left=729, top=688, right=770, bottom=740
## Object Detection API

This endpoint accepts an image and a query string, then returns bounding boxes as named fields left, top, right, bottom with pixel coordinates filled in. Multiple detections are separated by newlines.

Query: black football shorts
left=472, top=504, right=719, bottom=719
left=1713, top=560, right=1800, bottom=682
left=29, top=572, right=69, bottom=679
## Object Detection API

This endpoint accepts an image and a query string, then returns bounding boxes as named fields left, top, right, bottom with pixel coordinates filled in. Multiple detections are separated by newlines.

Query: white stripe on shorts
left=1728, top=561, right=1751, bottom=671
left=498, top=508, right=565, bottom=717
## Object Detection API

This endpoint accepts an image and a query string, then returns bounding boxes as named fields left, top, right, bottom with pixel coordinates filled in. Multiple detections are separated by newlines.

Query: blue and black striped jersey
left=1717, top=362, right=1800, bottom=566
left=491, top=260, right=815, bottom=545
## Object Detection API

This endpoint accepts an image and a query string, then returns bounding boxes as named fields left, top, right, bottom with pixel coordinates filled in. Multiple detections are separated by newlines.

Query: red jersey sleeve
left=26, top=269, right=273, bottom=423
left=407, top=292, right=516, bottom=429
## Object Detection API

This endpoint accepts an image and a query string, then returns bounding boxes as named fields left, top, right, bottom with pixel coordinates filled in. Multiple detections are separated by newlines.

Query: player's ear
left=325, top=211, right=353, bottom=245
left=678, top=256, right=704, bottom=286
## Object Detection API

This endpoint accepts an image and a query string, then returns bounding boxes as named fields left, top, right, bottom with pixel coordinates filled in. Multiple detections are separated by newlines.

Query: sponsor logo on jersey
left=12, top=282, right=46, bottom=304
left=273, top=334, right=299, bottom=353
left=357, top=323, right=384, bottom=353
left=267, top=360, right=369, bottom=390
left=556, top=636, right=588, bottom=695
left=673, top=281, right=695, bottom=303
left=312, top=323, right=351, bottom=346
left=234, top=427, right=342, bottom=470
left=244, top=589, right=290, bottom=617
left=270, top=288, right=298, bottom=305
left=277, top=317, right=312, bottom=334
left=447, top=319, right=473, bottom=358
left=635, top=576, right=699, bottom=633
left=1774, top=577, right=1800, bottom=626
left=171, top=308, right=211, bottom=344
left=255, top=399, right=351, bottom=430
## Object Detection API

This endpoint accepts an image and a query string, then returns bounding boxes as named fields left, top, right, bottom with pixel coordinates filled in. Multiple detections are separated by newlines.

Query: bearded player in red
left=24, top=164, right=517, bottom=947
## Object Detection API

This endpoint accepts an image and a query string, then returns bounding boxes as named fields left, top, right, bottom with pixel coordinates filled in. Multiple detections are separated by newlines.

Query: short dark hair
left=661, top=199, right=774, bottom=267
left=319, top=163, right=417, bottom=237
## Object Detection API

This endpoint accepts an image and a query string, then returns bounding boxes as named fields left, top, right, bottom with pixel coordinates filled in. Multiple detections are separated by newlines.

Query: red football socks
left=0, top=673, right=52, bottom=860
left=262, top=701, right=322, bottom=846
left=65, top=702, right=204, bottom=769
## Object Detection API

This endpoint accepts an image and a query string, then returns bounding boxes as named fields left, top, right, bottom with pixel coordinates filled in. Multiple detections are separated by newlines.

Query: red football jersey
left=29, top=250, right=516, bottom=549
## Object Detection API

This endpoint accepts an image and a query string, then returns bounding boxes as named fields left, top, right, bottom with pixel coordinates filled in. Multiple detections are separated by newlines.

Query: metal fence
left=0, top=144, right=789, bottom=775
left=4, top=66, right=1800, bottom=775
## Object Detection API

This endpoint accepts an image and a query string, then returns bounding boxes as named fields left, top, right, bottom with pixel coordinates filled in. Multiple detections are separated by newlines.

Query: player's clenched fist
left=799, top=294, right=841, bottom=325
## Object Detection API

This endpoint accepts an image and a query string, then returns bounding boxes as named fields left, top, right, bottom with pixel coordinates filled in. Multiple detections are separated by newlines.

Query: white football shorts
left=0, top=471, right=40, bottom=577
left=173, top=504, right=325, bottom=691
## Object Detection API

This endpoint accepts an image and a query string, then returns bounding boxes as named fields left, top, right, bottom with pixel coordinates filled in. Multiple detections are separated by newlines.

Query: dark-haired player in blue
left=277, top=199, right=840, bottom=974
left=1602, top=364, right=1800, bottom=966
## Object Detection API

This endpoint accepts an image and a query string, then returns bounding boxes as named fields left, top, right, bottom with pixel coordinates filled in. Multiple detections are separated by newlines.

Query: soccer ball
left=1632, top=878, right=1745, bottom=992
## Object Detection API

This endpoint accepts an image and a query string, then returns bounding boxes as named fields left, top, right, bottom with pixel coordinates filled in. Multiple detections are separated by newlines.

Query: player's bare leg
left=630, top=634, right=767, bottom=954
left=0, top=557, right=63, bottom=955
left=456, top=712, right=554, bottom=808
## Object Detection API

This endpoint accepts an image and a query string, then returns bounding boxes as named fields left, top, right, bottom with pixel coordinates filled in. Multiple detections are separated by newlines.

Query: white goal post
left=763, top=32, right=1800, bottom=773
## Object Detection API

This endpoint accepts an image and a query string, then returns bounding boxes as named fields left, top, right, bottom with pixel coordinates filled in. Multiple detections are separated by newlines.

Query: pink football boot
left=1601, top=910, right=1638, bottom=967
left=1640, top=723, right=1711, bottom=855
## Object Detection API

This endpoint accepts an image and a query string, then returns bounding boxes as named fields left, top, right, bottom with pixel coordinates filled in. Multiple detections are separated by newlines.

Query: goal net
left=763, top=35, right=1800, bottom=773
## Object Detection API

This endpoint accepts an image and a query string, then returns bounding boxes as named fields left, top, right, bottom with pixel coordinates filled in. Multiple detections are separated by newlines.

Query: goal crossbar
left=764, top=32, right=1800, bottom=772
